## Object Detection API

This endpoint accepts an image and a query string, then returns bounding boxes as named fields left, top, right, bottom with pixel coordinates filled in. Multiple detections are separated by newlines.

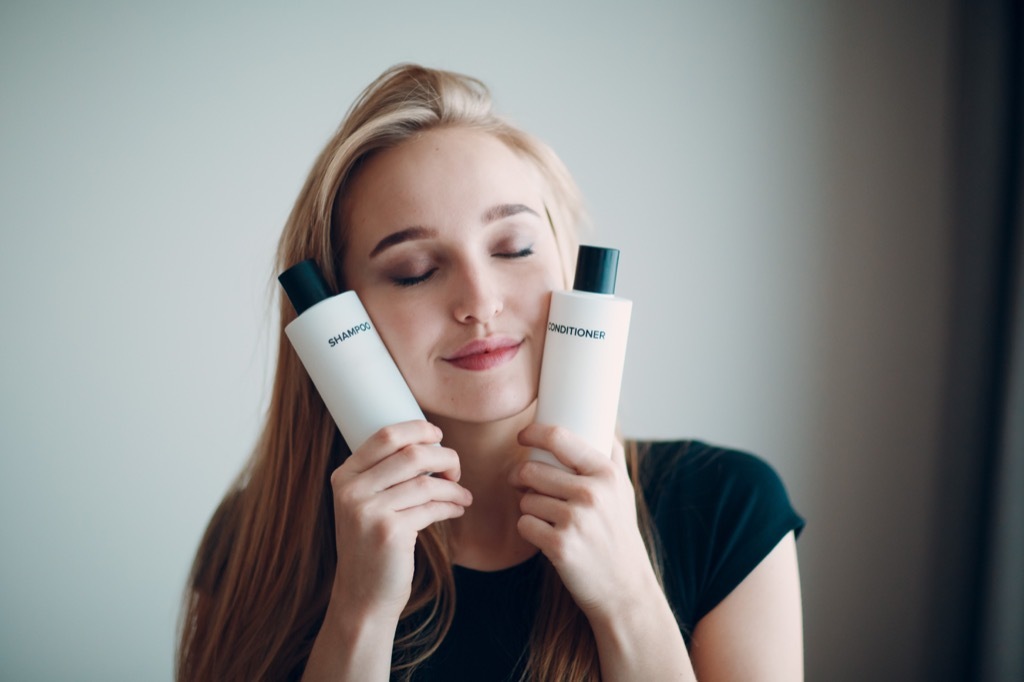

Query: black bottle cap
left=572, top=245, right=620, bottom=294
left=278, top=259, right=334, bottom=315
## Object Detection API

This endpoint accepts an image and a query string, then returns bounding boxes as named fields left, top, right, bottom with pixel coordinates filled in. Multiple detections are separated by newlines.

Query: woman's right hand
left=328, top=420, right=472, bottom=620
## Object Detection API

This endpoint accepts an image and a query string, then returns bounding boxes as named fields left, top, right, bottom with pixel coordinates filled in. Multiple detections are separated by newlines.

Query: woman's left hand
left=509, top=424, right=660, bottom=621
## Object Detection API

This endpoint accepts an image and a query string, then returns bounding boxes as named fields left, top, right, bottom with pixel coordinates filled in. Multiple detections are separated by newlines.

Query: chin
left=427, top=387, right=536, bottom=425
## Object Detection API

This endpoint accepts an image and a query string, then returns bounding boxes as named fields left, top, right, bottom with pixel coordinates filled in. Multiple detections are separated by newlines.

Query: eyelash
left=495, top=246, right=534, bottom=260
left=393, top=269, right=437, bottom=288
left=391, top=246, right=535, bottom=288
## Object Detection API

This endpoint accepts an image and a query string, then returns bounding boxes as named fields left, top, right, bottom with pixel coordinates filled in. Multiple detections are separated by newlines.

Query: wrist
left=585, top=568, right=671, bottom=638
left=325, top=585, right=404, bottom=643
left=302, top=587, right=402, bottom=682
left=583, top=559, right=663, bottom=624
left=585, top=578, right=692, bottom=681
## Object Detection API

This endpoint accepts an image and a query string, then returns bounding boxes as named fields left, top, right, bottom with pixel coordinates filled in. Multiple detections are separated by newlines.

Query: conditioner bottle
left=530, top=245, right=632, bottom=470
left=279, top=259, right=425, bottom=452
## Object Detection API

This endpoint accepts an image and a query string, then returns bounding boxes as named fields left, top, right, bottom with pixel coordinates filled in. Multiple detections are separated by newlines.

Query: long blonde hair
left=176, top=63, right=662, bottom=681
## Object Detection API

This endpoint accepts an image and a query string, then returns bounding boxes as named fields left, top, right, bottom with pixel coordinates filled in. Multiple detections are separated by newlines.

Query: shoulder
left=637, top=440, right=799, bottom=518
left=631, top=440, right=805, bottom=634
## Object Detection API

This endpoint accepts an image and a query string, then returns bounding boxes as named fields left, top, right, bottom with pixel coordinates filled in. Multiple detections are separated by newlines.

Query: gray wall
left=0, top=1, right=953, bottom=679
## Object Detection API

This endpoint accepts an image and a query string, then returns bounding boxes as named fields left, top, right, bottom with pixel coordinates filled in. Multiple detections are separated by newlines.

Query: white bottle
left=530, top=246, right=632, bottom=469
left=279, top=259, right=425, bottom=452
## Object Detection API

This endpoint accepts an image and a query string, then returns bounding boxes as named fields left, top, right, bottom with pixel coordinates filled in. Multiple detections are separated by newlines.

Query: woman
left=177, top=63, right=805, bottom=681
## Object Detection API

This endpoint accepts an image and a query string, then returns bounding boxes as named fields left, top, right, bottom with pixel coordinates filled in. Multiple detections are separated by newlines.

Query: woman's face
left=341, top=127, right=565, bottom=425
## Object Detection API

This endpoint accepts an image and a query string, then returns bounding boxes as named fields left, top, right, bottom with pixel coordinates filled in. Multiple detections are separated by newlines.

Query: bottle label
left=328, top=321, right=372, bottom=347
left=547, top=321, right=606, bottom=340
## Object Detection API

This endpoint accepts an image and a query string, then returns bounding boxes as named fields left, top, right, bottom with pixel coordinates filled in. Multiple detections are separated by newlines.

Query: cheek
left=533, top=255, right=563, bottom=310
left=510, top=271, right=557, bottom=330
left=359, top=294, right=432, bottom=364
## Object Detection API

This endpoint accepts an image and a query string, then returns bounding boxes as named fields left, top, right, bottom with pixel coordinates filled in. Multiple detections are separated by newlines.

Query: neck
left=427, top=404, right=540, bottom=571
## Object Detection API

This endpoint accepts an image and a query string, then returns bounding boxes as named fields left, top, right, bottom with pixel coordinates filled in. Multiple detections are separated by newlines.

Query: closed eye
left=494, top=246, right=534, bottom=259
left=392, top=268, right=437, bottom=287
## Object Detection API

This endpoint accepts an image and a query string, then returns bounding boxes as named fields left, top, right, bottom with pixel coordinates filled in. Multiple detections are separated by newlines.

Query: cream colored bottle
left=530, top=246, right=632, bottom=469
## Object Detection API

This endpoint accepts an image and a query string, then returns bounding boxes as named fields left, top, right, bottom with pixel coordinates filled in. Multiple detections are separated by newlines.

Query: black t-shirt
left=413, top=440, right=806, bottom=681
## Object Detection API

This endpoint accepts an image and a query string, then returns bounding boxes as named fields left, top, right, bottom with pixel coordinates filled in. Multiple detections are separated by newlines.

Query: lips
left=443, top=336, right=522, bottom=371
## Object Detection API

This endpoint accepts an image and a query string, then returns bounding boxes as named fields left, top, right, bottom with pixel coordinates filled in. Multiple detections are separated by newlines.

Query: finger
left=611, top=438, right=627, bottom=473
left=345, top=420, right=443, bottom=474
left=380, top=473, right=473, bottom=512
left=509, top=458, right=577, bottom=499
left=368, top=443, right=463, bottom=490
left=519, top=491, right=572, bottom=527
left=516, top=514, right=563, bottom=559
left=518, top=423, right=609, bottom=476
left=400, top=500, right=469, bottom=532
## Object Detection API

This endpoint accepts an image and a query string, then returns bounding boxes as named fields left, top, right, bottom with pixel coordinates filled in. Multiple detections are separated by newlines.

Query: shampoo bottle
left=278, top=259, right=426, bottom=452
left=530, top=245, right=632, bottom=469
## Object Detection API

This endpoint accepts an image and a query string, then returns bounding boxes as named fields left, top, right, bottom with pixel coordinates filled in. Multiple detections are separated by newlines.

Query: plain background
left=0, top=1, right=954, bottom=679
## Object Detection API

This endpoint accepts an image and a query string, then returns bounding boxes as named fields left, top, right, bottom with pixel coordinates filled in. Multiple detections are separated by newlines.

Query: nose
left=452, top=261, right=504, bottom=325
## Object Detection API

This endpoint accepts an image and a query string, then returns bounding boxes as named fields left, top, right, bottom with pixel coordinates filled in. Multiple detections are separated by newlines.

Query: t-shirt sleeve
left=640, top=441, right=805, bottom=636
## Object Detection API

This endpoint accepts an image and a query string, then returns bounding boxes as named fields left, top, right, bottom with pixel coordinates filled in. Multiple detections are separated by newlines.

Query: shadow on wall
left=802, top=2, right=953, bottom=681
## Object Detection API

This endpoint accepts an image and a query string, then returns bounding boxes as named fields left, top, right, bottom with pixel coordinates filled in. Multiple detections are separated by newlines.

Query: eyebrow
left=368, top=204, right=540, bottom=258
left=369, top=226, right=438, bottom=258
left=481, top=203, right=540, bottom=223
